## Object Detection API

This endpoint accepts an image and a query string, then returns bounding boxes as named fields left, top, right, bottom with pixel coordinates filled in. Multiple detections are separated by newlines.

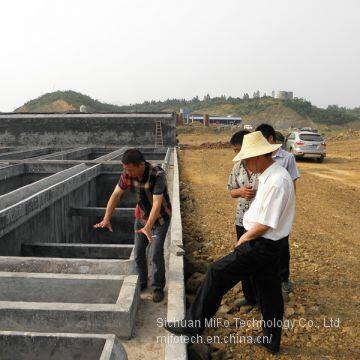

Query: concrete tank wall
left=0, top=113, right=177, bottom=147
left=0, top=179, right=97, bottom=255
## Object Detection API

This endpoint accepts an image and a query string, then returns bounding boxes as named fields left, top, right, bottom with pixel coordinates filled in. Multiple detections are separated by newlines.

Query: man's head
left=230, top=130, right=250, bottom=153
left=255, top=124, right=276, bottom=144
left=232, top=131, right=282, bottom=174
left=121, top=149, right=145, bottom=178
left=243, top=152, right=273, bottom=174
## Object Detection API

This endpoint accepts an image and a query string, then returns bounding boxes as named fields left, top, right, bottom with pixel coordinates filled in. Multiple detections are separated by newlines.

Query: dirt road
left=179, top=137, right=360, bottom=359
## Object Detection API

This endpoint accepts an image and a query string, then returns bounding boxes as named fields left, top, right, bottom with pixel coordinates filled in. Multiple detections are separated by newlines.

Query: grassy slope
left=15, top=90, right=122, bottom=113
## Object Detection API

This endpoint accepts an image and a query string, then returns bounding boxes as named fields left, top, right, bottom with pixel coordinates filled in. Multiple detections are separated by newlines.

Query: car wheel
left=316, top=156, right=324, bottom=163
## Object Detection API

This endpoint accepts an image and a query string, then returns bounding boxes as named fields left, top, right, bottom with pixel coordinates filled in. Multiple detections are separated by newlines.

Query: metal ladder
left=155, top=121, right=164, bottom=148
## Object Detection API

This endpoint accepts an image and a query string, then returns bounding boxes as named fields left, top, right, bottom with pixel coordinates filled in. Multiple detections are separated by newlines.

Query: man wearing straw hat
left=164, top=131, right=296, bottom=354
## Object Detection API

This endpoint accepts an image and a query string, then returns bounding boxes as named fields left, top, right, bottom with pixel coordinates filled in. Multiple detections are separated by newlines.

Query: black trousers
left=279, top=235, right=290, bottom=282
left=238, top=226, right=290, bottom=283
left=186, top=237, right=284, bottom=353
left=236, top=225, right=257, bottom=305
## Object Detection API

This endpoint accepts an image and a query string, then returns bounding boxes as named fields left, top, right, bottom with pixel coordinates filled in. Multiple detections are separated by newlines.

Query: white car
left=285, top=131, right=326, bottom=162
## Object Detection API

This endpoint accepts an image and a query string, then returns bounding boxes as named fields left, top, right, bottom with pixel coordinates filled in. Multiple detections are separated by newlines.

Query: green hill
left=14, top=90, right=360, bottom=128
left=15, top=90, right=122, bottom=113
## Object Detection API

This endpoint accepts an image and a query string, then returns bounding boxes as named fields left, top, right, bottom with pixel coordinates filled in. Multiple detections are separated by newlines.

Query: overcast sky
left=1, top=0, right=359, bottom=111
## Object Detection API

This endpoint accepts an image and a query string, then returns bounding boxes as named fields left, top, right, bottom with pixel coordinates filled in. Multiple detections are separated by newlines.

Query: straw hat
left=233, top=131, right=282, bottom=162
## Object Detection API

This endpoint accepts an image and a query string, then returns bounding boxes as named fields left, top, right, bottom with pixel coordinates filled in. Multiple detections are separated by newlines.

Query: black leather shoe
left=250, top=335, right=279, bottom=355
left=152, top=288, right=165, bottom=302
left=164, top=321, right=200, bottom=337
left=235, top=297, right=257, bottom=307
left=282, top=280, right=293, bottom=293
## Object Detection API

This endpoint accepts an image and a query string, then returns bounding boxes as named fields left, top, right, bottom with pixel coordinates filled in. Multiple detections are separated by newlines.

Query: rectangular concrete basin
left=0, top=272, right=139, bottom=338
left=0, top=331, right=127, bottom=360
left=21, top=243, right=134, bottom=260
left=0, top=255, right=136, bottom=275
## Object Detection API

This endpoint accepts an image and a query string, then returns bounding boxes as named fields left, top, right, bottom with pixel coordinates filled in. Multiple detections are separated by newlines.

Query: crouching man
left=164, top=132, right=295, bottom=354
left=94, top=149, right=172, bottom=303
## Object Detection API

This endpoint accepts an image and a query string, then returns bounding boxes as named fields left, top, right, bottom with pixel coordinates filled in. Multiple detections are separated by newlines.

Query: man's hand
left=235, top=223, right=271, bottom=249
left=93, top=219, right=113, bottom=232
left=93, top=184, right=124, bottom=233
left=236, top=233, right=249, bottom=248
left=136, top=225, right=154, bottom=242
left=239, top=186, right=255, bottom=200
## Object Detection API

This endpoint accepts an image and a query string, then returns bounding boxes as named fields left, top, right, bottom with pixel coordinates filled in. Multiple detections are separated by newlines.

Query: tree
left=253, top=90, right=260, bottom=99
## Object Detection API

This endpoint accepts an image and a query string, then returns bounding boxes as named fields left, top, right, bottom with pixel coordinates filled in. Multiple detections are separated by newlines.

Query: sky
left=1, top=0, right=359, bottom=111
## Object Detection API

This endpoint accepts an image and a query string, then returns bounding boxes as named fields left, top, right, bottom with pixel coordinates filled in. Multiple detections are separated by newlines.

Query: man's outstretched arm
left=93, top=184, right=124, bottom=232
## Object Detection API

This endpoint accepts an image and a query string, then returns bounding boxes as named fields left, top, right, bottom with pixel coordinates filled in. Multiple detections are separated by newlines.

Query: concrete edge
left=38, top=146, right=92, bottom=160
left=0, top=164, right=25, bottom=181
left=165, top=254, right=187, bottom=360
left=0, top=271, right=127, bottom=281
left=166, top=147, right=187, bottom=360
left=0, top=256, right=136, bottom=275
left=170, top=148, right=184, bottom=254
left=96, top=147, right=128, bottom=162
left=115, top=275, right=140, bottom=338
left=0, top=330, right=128, bottom=360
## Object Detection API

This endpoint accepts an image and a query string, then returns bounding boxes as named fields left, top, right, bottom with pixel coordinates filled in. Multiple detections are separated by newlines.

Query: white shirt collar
left=272, top=147, right=285, bottom=158
left=258, top=162, right=279, bottom=183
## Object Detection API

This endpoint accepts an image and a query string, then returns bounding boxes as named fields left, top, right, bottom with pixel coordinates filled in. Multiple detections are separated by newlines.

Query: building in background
left=274, top=91, right=294, bottom=100
left=187, top=114, right=242, bottom=125
left=179, top=108, right=191, bottom=123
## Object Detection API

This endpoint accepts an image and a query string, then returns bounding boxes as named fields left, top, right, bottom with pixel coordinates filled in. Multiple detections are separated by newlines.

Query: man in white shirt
left=165, top=131, right=296, bottom=354
left=256, top=124, right=300, bottom=293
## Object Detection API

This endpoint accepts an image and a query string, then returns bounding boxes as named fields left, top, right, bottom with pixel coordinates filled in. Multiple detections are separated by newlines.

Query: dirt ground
left=179, top=132, right=360, bottom=359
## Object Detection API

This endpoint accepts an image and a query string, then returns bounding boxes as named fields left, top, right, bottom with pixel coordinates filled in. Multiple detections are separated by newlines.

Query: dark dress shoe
left=250, top=335, right=279, bottom=355
left=152, top=288, right=165, bottom=302
left=282, top=280, right=293, bottom=293
left=164, top=321, right=200, bottom=337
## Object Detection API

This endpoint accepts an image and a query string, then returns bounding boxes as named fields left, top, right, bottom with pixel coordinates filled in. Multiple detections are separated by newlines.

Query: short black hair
left=122, top=149, right=145, bottom=165
left=263, top=152, right=273, bottom=158
left=256, top=124, right=276, bottom=141
left=230, top=130, right=250, bottom=146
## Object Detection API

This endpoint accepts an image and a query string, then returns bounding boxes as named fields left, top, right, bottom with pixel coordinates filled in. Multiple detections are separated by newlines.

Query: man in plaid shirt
left=228, top=130, right=259, bottom=307
left=94, top=149, right=171, bottom=302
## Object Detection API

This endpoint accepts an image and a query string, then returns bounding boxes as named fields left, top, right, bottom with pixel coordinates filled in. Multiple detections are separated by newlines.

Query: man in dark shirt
left=93, top=149, right=172, bottom=302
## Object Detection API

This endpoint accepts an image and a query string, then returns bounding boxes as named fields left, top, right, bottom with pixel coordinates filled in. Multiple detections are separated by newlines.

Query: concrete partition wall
left=165, top=148, right=187, bottom=360
left=0, top=331, right=128, bottom=360
left=0, top=163, right=79, bottom=198
left=0, top=163, right=90, bottom=212
left=0, top=113, right=177, bottom=147
left=0, top=255, right=136, bottom=275
left=0, top=147, right=56, bottom=160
